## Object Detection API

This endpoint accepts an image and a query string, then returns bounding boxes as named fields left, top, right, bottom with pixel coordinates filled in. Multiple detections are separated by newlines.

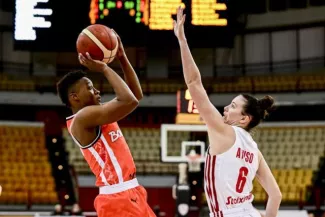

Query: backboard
left=160, top=124, right=208, bottom=163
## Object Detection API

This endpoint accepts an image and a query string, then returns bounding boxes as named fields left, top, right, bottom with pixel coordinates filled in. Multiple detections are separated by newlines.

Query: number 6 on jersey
left=236, top=167, right=249, bottom=193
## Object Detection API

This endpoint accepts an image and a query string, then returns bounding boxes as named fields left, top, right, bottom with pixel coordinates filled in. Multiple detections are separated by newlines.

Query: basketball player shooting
left=57, top=32, right=156, bottom=217
left=173, top=6, right=282, bottom=217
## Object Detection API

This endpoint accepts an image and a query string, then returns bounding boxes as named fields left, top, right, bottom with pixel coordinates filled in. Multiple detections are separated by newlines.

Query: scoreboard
left=176, top=89, right=204, bottom=125
left=91, top=0, right=227, bottom=30
left=14, top=0, right=233, bottom=51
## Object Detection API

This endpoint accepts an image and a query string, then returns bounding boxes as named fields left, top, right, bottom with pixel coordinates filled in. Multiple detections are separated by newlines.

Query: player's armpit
left=73, top=98, right=138, bottom=129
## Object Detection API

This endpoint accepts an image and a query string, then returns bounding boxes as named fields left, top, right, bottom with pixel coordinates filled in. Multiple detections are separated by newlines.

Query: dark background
left=13, top=0, right=236, bottom=51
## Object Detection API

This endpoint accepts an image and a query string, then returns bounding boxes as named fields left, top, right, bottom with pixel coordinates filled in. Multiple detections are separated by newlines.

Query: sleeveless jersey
left=66, top=115, right=136, bottom=186
left=204, top=126, right=259, bottom=215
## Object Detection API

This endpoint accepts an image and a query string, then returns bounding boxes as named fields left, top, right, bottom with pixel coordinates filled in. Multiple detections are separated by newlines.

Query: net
left=186, top=150, right=201, bottom=172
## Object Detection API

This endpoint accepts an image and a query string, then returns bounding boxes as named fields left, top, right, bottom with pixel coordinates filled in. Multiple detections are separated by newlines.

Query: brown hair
left=241, top=94, right=275, bottom=131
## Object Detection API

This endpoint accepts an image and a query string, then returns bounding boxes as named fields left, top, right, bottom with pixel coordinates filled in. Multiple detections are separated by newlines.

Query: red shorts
left=94, top=185, right=156, bottom=217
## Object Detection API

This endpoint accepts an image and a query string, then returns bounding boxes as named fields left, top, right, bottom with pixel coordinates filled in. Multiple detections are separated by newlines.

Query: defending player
left=57, top=32, right=156, bottom=217
left=173, top=6, right=282, bottom=217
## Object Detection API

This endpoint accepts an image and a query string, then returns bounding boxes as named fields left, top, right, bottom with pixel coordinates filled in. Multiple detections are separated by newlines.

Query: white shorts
left=209, top=203, right=261, bottom=217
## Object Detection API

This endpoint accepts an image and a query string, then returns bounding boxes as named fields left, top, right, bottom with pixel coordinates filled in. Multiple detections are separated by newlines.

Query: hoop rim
left=186, top=154, right=201, bottom=161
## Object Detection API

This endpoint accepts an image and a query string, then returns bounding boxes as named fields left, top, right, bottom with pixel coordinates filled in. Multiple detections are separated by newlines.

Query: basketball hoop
left=186, top=150, right=201, bottom=172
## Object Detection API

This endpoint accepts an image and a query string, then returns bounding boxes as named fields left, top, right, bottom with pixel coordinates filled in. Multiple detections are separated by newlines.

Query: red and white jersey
left=205, top=126, right=259, bottom=216
left=66, top=115, right=136, bottom=186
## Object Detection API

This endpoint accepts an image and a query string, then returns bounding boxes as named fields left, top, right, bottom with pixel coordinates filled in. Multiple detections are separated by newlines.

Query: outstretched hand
left=173, top=6, right=186, bottom=41
left=78, top=52, right=107, bottom=72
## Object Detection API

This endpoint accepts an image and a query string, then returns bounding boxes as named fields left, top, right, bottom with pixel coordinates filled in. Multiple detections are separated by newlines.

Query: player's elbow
left=186, top=75, right=201, bottom=86
left=274, top=192, right=282, bottom=201
left=119, top=97, right=139, bottom=112
left=269, top=189, right=282, bottom=201
left=136, top=92, right=144, bottom=101
left=127, top=97, right=139, bottom=107
left=117, top=94, right=139, bottom=105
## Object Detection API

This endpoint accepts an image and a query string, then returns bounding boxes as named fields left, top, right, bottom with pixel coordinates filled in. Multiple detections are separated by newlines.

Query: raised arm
left=256, top=151, right=282, bottom=217
left=73, top=53, right=138, bottom=129
left=113, top=30, right=143, bottom=101
left=173, top=7, right=228, bottom=133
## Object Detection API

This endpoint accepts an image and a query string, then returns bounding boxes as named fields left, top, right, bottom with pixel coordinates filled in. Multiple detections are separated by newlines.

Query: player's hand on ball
left=79, top=52, right=107, bottom=72
left=173, top=6, right=186, bottom=41
left=111, top=29, right=125, bottom=59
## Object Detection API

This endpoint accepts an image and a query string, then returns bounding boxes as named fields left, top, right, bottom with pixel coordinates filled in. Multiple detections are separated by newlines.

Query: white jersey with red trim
left=205, top=126, right=259, bottom=216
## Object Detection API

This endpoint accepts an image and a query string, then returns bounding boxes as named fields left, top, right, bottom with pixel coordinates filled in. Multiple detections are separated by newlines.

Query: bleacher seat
left=252, top=126, right=325, bottom=203
left=213, top=77, right=252, bottom=93
left=0, top=72, right=324, bottom=93
left=299, top=75, right=325, bottom=91
left=0, top=124, right=58, bottom=205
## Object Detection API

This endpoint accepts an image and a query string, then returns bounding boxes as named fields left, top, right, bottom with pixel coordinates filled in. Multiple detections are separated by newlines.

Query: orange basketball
left=76, top=24, right=118, bottom=64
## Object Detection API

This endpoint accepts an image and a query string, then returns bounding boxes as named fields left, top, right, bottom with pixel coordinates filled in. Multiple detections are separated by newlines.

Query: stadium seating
left=0, top=74, right=35, bottom=91
left=0, top=124, right=58, bottom=205
left=0, top=73, right=324, bottom=93
left=213, top=77, right=252, bottom=93
left=252, top=126, right=325, bottom=203
left=299, top=75, right=325, bottom=91
left=253, top=75, right=298, bottom=92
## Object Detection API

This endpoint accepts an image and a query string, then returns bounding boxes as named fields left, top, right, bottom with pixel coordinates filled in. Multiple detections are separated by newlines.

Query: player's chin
left=222, top=116, right=227, bottom=123
left=224, top=118, right=233, bottom=125
left=93, top=97, right=101, bottom=105
left=87, top=100, right=100, bottom=106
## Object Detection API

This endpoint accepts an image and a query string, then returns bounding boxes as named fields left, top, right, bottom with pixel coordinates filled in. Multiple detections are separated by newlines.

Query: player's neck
left=229, top=122, right=242, bottom=128
left=71, top=106, right=83, bottom=115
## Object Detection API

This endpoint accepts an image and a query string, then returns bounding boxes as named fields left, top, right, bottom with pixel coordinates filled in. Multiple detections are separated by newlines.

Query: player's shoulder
left=66, top=114, right=76, bottom=121
left=232, top=125, right=247, bottom=133
left=232, top=125, right=251, bottom=139
left=65, top=114, right=76, bottom=131
left=232, top=126, right=259, bottom=149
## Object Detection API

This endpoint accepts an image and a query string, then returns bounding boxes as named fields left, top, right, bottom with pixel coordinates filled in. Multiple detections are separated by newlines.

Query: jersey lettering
left=236, top=147, right=254, bottom=163
left=225, top=193, right=253, bottom=205
left=109, top=130, right=123, bottom=142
